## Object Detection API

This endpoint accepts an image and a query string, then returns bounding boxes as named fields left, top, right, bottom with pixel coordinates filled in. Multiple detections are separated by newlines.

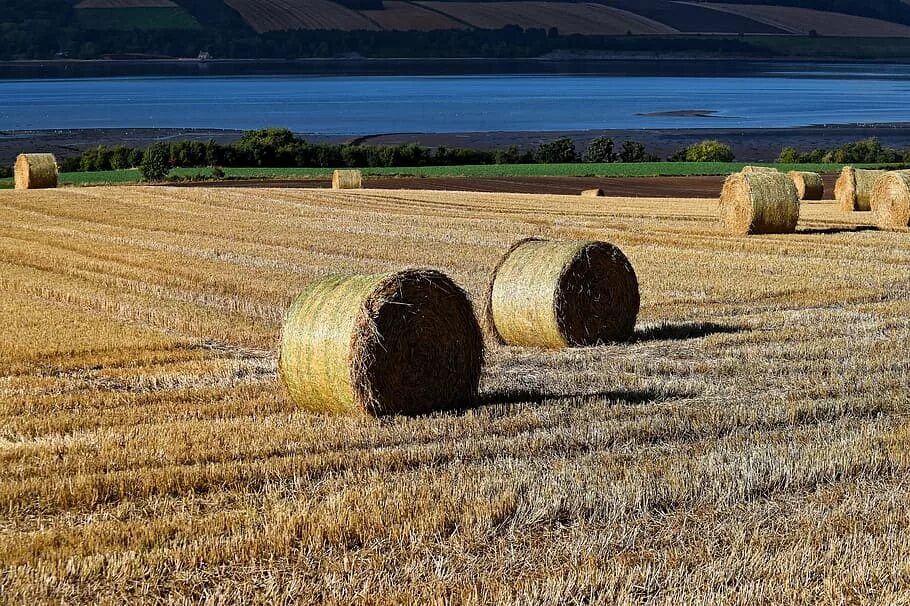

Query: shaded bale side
left=485, top=238, right=639, bottom=349
left=835, top=166, right=886, bottom=211
left=332, top=169, right=363, bottom=190
left=581, top=188, right=605, bottom=197
left=718, top=171, right=800, bottom=235
left=871, top=170, right=910, bottom=230
left=741, top=166, right=779, bottom=174
left=14, top=154, right=58, bottom=190
left=788, top=171, right=824, bottom=200
left=280, top=269, right=483, bottom=416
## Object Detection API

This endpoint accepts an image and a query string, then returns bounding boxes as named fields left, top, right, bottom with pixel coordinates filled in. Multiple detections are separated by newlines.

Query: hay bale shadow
left=797, top=225, right=878, bottom=235
left=634, top=321, right=745, bottom=342
left=477, top=386, right=697, bottom=408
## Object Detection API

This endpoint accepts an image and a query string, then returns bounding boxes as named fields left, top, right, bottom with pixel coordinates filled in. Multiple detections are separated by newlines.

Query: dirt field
left=223, top=0, right=380, bottom=33
left=702, top=3, right=910, bottom=36
left=1, top=186, right=908, bottom=603
left=183, top=173, right=839, bottom=198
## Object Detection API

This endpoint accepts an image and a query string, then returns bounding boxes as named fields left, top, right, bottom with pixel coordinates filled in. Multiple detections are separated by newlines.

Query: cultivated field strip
left=0, top=186, right=908, bottom=604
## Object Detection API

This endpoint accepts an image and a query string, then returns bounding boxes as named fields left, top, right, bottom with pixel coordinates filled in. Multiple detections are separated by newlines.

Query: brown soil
left=174, top=174, right=839, bottom=198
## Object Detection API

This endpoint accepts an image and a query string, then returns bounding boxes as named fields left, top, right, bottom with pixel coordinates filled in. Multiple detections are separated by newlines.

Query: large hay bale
left=332, top=169, right=362, bottom=190
left=581, top=188, right=605, bottom=197
left=279, top=269, right=483, bottom=416
left=485, top=238, right=639, bottom=349
left=871, top=170, right=910, bottom=230
left=14, top=153, right=58, bottom=190
left=835, top=166, right=886, bottom=211
left=718, top=171, right=800, bottom=235
left=741, top=165, right=779, bottom=174
left=787, top=171, right=824, bottom=200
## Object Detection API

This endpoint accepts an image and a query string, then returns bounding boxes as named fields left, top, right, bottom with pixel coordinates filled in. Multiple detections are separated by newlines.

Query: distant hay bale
left=719, top=171, right=800, bottom=235
left=485, top=238, right=639, bottom=349
left=332, top=169, right=362, bottom=190
left=741, top=165, right=779, bottom=174
left=835, top=166, right=885, bottom=211
left=787, top=171, right=824, bottom=200
left=871, top=170, right=910, bottom=230
left=581, top=188, right=604, bottom=197
left=14, top=154, right=58, bottom=190
left=279, top=269, right=483, bottom=416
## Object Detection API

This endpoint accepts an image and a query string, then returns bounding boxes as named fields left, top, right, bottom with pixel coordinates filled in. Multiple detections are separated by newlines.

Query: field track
left=1, top=186, right=908, bottom=602
left=175, top=174, right=840, bottom=198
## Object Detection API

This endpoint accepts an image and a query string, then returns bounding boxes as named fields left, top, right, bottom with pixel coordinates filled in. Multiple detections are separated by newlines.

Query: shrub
left=535, top=137, right=576, bottom=164
left=583, top=137, right=617, bottom=163
left=685, top=140, right=735, bottom=162
left=777, top=147, right=801, bottom=164
left=619, top=141, right=652, bottom=163
left=140, top=143, right=171, bottom=182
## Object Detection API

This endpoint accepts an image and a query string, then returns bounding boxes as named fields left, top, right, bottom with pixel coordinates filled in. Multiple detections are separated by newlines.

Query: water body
left=1, top=61, right=909, bottom=133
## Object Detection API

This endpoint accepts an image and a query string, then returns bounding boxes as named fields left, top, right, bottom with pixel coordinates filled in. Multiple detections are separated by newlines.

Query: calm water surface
left=2, top=62, right=909, bottom=133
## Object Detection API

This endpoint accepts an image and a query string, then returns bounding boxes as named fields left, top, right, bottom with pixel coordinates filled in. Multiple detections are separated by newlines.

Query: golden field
left=0, top=185, right=909, bottom=604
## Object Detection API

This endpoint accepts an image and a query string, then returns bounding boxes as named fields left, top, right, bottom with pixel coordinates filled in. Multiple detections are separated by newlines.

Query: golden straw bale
left=485, top=238, right=639, bottom=349
left=581, top=188, right=605, bottom=197
left=871, top=170, right=910, bottom=230
left=332, top=169, right=363, bottom=189
left=835, top=166, right=885, bottom=211
left=787, top=171, right=824, bottom=200
left=14, top=154, right=58, bottom=190
left=741, top=165, right=779, bottom=174
left=279, top=269, right=483, bottom=416
left=719, top=171, right=800, bottom=235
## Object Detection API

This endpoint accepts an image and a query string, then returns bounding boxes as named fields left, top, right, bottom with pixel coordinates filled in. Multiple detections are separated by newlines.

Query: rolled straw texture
left=332, top=169, right=363, bottom=189
left=719, top=171, right=800, bottom=235
left=871, top=170, right=910, bottom=230
left=788, top=171, right=824, bottom=200
left=14, top=153, right=58, bottom=190
left=486, top=238, right=639, bottom=349
left=279, top=269, right=484, bottom=416
left=836, top=166, right=885, bottom=211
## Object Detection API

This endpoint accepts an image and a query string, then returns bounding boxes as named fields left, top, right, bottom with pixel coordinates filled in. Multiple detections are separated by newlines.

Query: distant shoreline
left=5, top=123, right=910, bottom=164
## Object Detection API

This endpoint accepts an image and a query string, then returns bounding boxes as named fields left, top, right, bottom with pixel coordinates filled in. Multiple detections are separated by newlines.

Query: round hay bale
left=332, top=169, right=362, bottom=190
left=871, top=170, right=910, bottom=231
left=581, top=188, right=605, bottom=197
left=787, top=171, right=824, bottom=201
left=741, top=165, right=779, bottom=174
left=279, top=269, right=483, bottom=416
left=485, top=238, right=639, bottom=349
left=14, top=154, right=58, bottom=190
left=719, top=171, right=800, bottom=235
left=835, top=166, right=886, bottom=212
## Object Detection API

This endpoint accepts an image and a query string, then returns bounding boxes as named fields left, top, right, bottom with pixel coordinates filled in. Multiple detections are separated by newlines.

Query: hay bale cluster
left=788, top=171, right=824, bottom=201
left=835, top=167, right=885, bottom=212
left=871, top=170, right=910, bottom=230
left=719, top=171, right=800, bottom=235
left=15, top=154, right=58, bottom=190
left=485, top=238, right=640, bottom=349
left=332, top=169, right=362, bottom=190
left=279, top=269, right=483, bottom=416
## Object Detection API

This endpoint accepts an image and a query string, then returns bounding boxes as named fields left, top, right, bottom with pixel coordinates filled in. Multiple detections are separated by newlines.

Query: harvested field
left=223, top=0, right=380, bottom=33
left=593, top=0, right=786, bottom=33
left=701, top=3, right=910, bottom=37
left=419, top=1, right=676, bottom=34
left=1, top=186, right=908, bottom=603
left=366, top=1, right=467, bottom=31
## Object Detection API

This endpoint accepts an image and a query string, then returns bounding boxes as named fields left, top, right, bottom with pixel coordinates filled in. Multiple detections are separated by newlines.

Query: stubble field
left=0, top=186, right=908, bottom=604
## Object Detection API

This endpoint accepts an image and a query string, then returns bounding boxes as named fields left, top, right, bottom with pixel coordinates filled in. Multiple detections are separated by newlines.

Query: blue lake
left=2, top=62, right=910, bottom=133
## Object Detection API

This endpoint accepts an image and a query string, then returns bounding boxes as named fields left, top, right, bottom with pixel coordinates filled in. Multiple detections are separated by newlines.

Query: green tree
left=140, top=143, right=171, bottom=182
left=583, top=137, right=617, bottom=163
left=685, top=140, right=735, bottom=162
left=777, top=147, right=801, bottom=164
left=619, top=141, right=649, bottom=163
left=535, top=137, right=576, bottom=164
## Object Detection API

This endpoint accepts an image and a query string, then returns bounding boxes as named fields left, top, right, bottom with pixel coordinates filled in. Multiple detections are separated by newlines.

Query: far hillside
left=6, top=0, right=910, bottom=60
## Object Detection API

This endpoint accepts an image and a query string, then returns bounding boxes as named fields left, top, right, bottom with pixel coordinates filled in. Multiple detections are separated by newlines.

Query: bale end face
left=332, top=169, right=363, bottom=190
left=486, top=238, right=640, bottom=349
left=871, top=171, right=910, bottom=231
left=719, top=172, right=799, bottom=235
left=280, top=269, right=483, bottom=416
left=787, top=171, right=824, bottom=201
left=836, top=166, right=885, bottom=212
left=14, top=153, right=58, bottom=190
